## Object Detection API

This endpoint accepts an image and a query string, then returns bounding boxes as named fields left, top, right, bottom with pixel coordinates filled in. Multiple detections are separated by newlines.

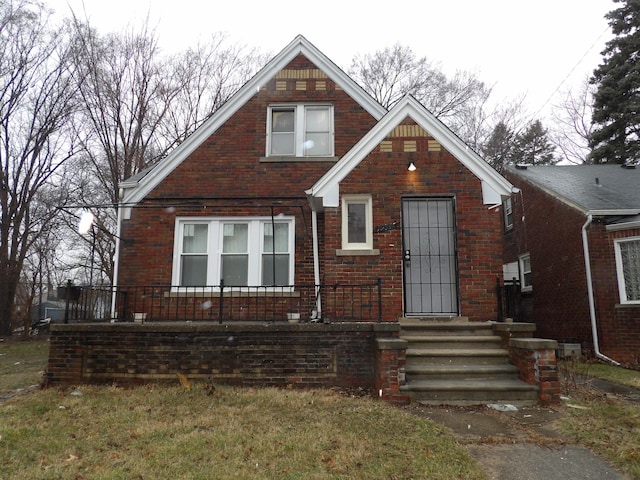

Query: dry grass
left=559, top=389, right=640, bottom=479
left=0, top=384, right=487, bottom=480
left=0, top=338, right=49, bottom=395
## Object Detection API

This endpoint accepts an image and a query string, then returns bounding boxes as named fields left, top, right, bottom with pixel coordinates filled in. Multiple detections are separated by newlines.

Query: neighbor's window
left=503, top=197, right=513, bottom=230
left=614, top=237, right=640, bottom=304
left=519, top=253, right=532, bottom=292
left=341, top=195, right=373, bottom=250
left=267, top=104, right=333, bottom=157
left=173, top=217, right=294, bottom=288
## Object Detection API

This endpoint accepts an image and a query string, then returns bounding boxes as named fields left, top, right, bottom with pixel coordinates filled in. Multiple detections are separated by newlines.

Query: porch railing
left=60, top=279, right=383, bottom=324
left=496, top=276, right=522, bottom=322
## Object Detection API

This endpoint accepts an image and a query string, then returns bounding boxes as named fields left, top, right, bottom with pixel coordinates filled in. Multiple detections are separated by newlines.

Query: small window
left=267, top=104, right=333, bottom=157
left=503, top=197, right=513, bottom=230
left=341, top=195, right=373, bottom=250
left=519, top=253, right=532, bottom=292
left=614, top=237, right=640, bottom=304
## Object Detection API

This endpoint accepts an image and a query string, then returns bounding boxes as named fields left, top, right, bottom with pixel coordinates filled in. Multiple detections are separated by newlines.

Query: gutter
left=581, top=214, right=620, bottom=365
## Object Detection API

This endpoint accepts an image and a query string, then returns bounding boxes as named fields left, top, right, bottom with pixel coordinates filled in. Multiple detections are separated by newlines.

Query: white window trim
left=614, top=236, right=640, bottom=305
left=341, top=195, right=373, bottom=251
left=266, top=103, right=334, bottom=157
left=519, top=253, right=532, bottom=292
left=503, top=197, right=513, bottom=230
left=172, top=216, right=295, bottom=291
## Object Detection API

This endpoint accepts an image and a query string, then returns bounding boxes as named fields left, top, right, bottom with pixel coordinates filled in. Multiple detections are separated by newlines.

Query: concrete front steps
left=399, top=317, right=539, bottom=405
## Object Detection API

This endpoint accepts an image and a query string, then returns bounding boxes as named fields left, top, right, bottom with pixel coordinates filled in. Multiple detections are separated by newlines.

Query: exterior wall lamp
left=407, top=161, right=417, bottom=171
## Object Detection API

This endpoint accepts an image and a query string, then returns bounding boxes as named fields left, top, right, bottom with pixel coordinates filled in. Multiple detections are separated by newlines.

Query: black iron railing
left=496, top=276, right=522, bottom=322
left=61, top=279, right=383, bottom=323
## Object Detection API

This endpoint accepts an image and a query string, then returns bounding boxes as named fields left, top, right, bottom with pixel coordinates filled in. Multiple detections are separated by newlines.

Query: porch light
left=407, top=161, right=417, bottom=171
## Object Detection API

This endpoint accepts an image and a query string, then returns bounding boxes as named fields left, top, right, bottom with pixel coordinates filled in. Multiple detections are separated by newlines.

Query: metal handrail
left=61, top=280, right=384, bottom=324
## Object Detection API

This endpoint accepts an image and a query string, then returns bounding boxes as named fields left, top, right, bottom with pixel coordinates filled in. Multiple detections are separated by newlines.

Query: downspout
left=311, top=208, right=322, bottom=320
left=582, top=214, right=620, bottom=365
left=110, top=190, right=124, bottom=322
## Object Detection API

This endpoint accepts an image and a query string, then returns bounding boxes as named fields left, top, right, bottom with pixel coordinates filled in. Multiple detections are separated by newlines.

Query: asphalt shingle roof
left=505, top=164, right=640, bottom=212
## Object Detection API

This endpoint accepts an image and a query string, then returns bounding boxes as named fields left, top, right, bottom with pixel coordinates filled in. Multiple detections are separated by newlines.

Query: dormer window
left=267, top=104, right=333, bottom=157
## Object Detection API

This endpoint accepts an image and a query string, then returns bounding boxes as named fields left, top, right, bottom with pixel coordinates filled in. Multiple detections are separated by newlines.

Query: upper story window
left=173, top=217, right=295, bottom=289
left=614, top=237, right=640, bottom=304
left=267, top=104, right=333, bottom=157
left=503, top=197, right=513, bottom=230
left=341, top=195, right=373, bottom=251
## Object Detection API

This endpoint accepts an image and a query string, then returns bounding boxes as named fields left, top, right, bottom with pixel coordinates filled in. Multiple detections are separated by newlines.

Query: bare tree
left=0, top=0, right=78, bottom=336
left=348, top=44, right=493, bottom=140
left=550, top=75, right=595, bottom=164
left=161, top=34, right=269, bottom=147
left=68, top=18, right=268, bottom=285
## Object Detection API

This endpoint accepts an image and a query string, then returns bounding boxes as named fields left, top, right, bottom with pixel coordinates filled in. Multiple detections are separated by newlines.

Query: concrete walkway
left=406, top=378, right=640, bottom=480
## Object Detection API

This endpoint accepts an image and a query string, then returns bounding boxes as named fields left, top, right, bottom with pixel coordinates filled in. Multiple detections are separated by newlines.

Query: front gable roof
left=307, top=95, right=515, bottom=208
left=121, top=35, right=387, bottom=208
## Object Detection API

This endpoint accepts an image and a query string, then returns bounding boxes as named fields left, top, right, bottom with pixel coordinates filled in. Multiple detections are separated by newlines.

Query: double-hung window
left=341, top=195, right=373, bottom=250
left=614, top=237, right=640, bottom=304
left=519, top=253, right=532, bottom=292
left=268, top=104, right=333, bottom=157
left=174, top=217, right=294, bottom=288
left=503, top=197, right=513, bottom=230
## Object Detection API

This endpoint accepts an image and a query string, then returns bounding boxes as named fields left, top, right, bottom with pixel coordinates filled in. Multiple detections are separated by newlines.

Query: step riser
left=400, top=327, right=494, bottom=337
left=406, top=372, right=520, bottom=382
left=407, top=355, right=509, bottom=366
left=405, top=340, right=501, bottom=349
left=404, top=390, right=539, bottom=402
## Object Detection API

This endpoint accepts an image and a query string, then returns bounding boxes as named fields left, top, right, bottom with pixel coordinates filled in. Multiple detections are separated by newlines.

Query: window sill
left=615, top=302, right=640, bottom=308
left=166, top=289, right=300, bottom=298
left=260, top=156, right=340, bottom=163
left=336, top=249, right=380, bottom=256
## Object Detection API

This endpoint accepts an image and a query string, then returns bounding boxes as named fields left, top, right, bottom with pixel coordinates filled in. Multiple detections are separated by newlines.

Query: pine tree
left=589, top=0, right=640, bottom=164
left=482, top=121, right=515, bottom=172
left=510, top=120, right=557, bottom=166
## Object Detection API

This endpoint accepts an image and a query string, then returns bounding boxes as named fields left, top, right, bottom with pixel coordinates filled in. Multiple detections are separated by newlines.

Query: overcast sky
left=48, top=0, right=615, bottom=120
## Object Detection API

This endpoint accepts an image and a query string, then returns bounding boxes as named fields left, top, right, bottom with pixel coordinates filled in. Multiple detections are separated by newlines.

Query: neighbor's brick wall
left=589, top=225, right=640, bottom=365
left=505, top=171, right=640, bottom=365
left=47, top=322, right=401, bottom=391
left=504, top=171, right=592, bottom=343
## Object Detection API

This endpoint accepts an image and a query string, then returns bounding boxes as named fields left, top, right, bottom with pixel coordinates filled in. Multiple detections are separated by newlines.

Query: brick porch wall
left=46, top=322, right=400, bottom=393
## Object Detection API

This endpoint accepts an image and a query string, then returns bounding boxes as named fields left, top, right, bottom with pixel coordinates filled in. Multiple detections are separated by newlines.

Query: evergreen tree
left=590, top=0, right=640, bottom=164
left=482, top=121, right=515, bottom=172
left=510, top=120, right=557, bottom=166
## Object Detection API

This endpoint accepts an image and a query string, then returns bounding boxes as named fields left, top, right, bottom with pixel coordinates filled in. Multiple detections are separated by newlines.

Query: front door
left=402, top=198, right=458, bottom=316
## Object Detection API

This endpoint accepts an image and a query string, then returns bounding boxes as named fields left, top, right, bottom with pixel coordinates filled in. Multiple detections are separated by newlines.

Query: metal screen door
left=402, top=198, right=458, bottom=315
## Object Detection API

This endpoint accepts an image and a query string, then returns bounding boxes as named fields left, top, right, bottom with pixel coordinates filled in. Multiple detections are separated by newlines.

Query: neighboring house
left=503, top=164, right=640, bottom=365
left=113, top=35, right=514, bottom=323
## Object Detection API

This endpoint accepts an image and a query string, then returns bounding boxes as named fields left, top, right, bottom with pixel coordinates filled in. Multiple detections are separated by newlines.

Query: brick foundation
left=46, top=322, right=402, bottom=396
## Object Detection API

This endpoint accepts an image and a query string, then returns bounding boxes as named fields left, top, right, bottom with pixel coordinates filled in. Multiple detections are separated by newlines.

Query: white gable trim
left=306, top=95, right=514, bottom=208
left=121, top=35, right=386, bottom=207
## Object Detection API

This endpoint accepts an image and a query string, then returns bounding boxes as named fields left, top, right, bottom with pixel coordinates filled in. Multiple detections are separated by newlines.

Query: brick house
left=114, top=35, right=514, bottom=322
left=503, top=164, right=640, bottom=365
left=49, top=36, right=564, bottom=405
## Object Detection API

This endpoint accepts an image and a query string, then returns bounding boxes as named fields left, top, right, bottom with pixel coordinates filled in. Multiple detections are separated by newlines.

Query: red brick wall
left=504, top=172, right=592, bottom=343
left=590, top=226, right=640, bottom=365
left=46, top=323, right=401, bottom=391
left=323, top=121, right=505, bottom=321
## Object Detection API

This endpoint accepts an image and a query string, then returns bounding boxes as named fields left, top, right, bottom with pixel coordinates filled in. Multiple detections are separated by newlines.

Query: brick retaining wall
left=47, top=322, right=401, bottom=396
